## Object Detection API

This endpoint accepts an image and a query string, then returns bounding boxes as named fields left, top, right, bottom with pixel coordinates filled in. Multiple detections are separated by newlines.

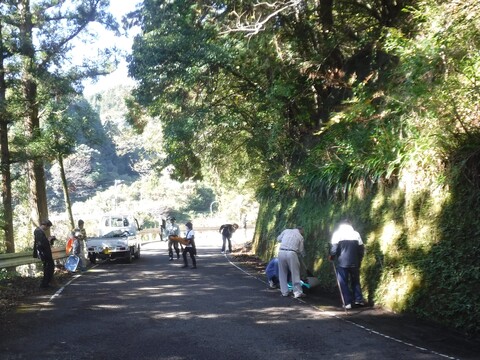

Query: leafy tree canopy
left=127, top=0, right=414, bottom=191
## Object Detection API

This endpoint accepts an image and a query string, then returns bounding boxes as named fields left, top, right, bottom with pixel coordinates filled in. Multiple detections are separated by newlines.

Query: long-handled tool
left=331, top=260, right=348, bottom=313
left=298, top=256, right=321, bottom=289
left=326, top=243, right=348, bottom=313
left=299, top=256, right=314, bottom=277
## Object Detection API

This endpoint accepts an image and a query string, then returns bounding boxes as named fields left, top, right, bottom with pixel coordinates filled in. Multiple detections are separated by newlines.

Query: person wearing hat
left=166, top=217, right=181, bottom=261
left=181, top=222, right=196, bottom=269
left=72, top=219, right=87, bottom=269
left=72, top=230, right=87, bottom=272
left=33, top=220, right=56, bottom=288
left=77, top=219, right=87, bottom=239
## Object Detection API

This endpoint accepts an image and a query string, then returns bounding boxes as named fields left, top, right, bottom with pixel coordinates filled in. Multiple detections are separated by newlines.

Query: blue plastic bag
left=65, top=255, right=80, bottom=272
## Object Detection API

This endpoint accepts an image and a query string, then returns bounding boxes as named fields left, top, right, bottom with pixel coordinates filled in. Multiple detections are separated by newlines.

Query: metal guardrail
left=0, top=248, right=68, bottom=269
left=0, top=229, right=162, bottom=270
left=0, top=226, right=245, bottom=270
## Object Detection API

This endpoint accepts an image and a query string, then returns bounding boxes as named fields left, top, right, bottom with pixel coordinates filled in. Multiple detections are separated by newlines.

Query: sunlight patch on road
left=152, top=311, right=193, bottom=319
left=91, top=304, right=127, bottom=310
left=87, top=268, right=109, bottom=273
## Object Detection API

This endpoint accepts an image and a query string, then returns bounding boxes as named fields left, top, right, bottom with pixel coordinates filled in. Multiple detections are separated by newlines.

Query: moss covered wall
left=252, top=168, right=479, bottom=335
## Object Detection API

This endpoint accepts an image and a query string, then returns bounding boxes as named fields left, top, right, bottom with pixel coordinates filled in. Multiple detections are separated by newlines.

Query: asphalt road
left=0, top=230, right=476, bottom=360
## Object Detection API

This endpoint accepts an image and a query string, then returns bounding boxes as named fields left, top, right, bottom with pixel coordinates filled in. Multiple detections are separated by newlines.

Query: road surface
left=0, top=230, right=476, bottom=359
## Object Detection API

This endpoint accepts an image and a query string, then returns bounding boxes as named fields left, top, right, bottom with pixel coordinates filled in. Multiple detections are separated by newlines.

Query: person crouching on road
left=329, top=219, right=365, bottom=309
left=265, top=258, right=280, bottom=289
left=277, top=227, right=306, bottom=299
left=182, top=222, right=197, bottom=269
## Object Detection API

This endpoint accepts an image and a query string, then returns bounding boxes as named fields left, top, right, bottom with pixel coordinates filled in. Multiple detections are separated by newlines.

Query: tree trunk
left=20, top=0, right=49, bottom=227
left=27, top=160, right=49, bottom=226
left=0, top=23, right=15, bottom=253
left=58, top=155, right=74, bottom=230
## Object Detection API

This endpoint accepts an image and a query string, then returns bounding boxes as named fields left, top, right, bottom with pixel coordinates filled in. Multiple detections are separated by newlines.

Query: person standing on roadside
left=167, top=217, right=181, bottom=261
left=160, top=217, right=167, bottom=242
left=73, top=219, right=87, bottom=268
left=72, top=230, right=87, bottom=272
left=33, top=220, right=56, bottom=289
left=77, top=219, right=87, bottom=239
left=277, top=227, right=306, bottom=299
left=219, top=223, right=239, bottom=253
left=182, top=222, right=196, bottom=269
left=329, top=219, right=366, bottom=309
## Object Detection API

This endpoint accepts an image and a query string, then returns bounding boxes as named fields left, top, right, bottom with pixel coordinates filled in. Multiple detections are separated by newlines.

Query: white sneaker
left=268, top=280, right=276, bottom=289
left=294, top=293, right=306, bottom=299
left=344, top=304, right=352, bottom=309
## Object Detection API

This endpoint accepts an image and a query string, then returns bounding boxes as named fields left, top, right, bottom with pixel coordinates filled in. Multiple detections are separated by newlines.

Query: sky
left=82, top=1, right=142, bottom=96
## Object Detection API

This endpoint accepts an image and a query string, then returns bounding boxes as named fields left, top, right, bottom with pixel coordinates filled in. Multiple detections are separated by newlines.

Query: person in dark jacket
left=33, top=219, right=56, bottom=289
left=219, top=223, right=238, bottom=253
left=329, top=219, right=365, bottom=309
left=265, top=258, right=280, bottom=289
left=265, top=257, right=294, bottom=290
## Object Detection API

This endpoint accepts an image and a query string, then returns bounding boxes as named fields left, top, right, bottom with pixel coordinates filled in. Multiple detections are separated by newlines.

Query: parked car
left=86, top=214, right=142, bottom=264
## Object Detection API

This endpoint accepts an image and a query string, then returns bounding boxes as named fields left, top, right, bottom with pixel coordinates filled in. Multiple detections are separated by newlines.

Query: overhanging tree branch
left=221, top=0, right=302, bottom=37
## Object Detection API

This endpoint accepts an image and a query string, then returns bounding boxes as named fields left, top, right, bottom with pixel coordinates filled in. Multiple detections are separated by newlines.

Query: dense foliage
left=0, top=0, right=119, bottom=250
left=128, top=0, right=480, bottom=334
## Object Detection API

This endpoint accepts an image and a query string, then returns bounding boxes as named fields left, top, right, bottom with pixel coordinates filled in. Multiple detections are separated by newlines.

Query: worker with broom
left=329, top=219, right=366, bottom=309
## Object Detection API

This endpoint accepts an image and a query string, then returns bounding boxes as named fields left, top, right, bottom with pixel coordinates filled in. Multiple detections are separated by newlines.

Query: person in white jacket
left=277, top=227, right=306, bottom=298
left=329, top=219, right=365, bottom=309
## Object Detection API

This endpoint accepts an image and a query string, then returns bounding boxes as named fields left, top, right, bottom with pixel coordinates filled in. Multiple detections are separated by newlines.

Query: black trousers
left=182, top=247, right=196, bottom=267
left=222, top=235, right=232, bottom=252
left=41, top=258, right=55, bottom=287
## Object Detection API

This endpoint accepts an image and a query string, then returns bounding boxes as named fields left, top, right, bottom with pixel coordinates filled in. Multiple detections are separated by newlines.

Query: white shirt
left=185, top=229, right=195, bottom=247
left=166, top=222, right=180, bottom=236
left=277, top=229, right=304, bottom=255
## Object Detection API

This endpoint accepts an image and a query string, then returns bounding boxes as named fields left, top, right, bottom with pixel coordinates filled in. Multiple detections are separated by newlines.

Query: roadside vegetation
left=0, top=1, right=479, bottom=336
left=125, top=1, right=480, bottom=335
